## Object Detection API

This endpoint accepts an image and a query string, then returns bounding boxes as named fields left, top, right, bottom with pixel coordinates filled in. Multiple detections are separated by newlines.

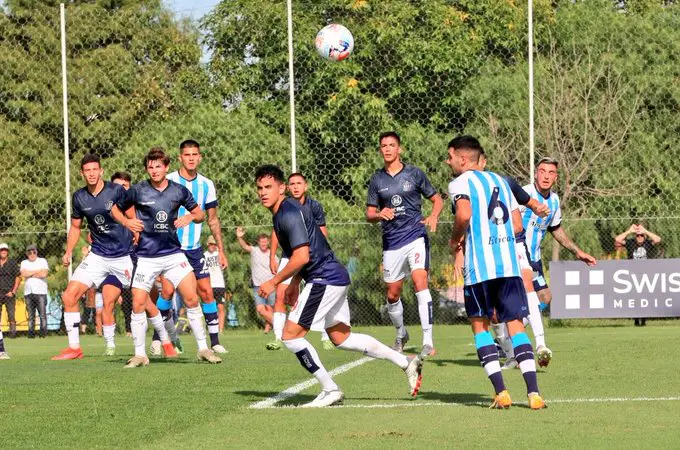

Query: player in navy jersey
left=266, top=172, right=332, bottom=351
left=447, top=136, right=545, bottom=409
left=52, top=154, right=136, bottom=361
left=366, top=131, right=443, bottom=356
left=255, top=165, right=423, bottom=407
left=150, top=140, right=229, bottom=356
left=111, top=147, right=221, bottom=367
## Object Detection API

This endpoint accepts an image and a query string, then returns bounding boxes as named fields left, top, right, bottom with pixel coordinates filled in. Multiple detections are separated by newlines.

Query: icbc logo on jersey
left=391, top=194, right=406, bottom=216
left=154, top=210, right=169, bottom=231
left=94, top=214, right=109, bottom=233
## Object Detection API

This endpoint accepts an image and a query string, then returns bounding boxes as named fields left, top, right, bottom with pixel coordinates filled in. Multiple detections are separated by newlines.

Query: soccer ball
left=315, top=24, right=354, bottom=61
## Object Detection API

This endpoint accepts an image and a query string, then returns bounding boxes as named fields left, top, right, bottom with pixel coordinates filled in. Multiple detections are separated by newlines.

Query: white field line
left=250, top=356, right=373, bottom=409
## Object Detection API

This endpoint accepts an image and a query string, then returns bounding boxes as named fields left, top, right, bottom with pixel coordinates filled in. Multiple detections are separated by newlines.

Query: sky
left=163, top=0, right=222, bottom=21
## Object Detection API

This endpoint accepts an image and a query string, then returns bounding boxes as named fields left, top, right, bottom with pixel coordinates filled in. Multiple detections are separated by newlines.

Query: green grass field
left=1, top=324, right=679, bottom=449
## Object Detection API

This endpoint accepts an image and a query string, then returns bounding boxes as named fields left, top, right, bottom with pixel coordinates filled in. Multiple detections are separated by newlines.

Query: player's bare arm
left=551, top=226, right=596, bottom=266
left=269, top=229, right=280, bottom=274
left=614, top=224, right=638, bottom=246
left=258, top=244, right=309, bottom=298
left=421, top=193, right=443, bottom=232
left=526, top=198, right=550, bottom=218
left=111, top=204, right=144, bottom=233
left=638, top=225, right=661, bottom=244
left=284, top=273, right=303, bottom=307
left=206, top=207, right=228, bottom=269
left=366, top=205, right=395, bottom=222
left=235, top=227, right=252, bottom=252
left=175, top=205, right=204, bottom=228
left=63, top=217, right=83, bottom=267
left=319, top=225, right=329, bottom=238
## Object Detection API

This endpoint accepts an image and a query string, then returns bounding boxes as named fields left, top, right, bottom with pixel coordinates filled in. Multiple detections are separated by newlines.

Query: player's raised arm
left=503, top=175, right=549, bottom=218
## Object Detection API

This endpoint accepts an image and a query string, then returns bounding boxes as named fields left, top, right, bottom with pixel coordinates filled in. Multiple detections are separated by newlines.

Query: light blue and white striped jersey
left=167, top=171, right=218, bottom=250
left=448, top=170, right=521, bottom=286
left=519, top=184, right=562, bottom=262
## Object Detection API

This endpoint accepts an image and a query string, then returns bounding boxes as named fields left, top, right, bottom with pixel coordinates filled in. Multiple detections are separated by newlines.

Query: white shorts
left=277, top=257, right=294, bottom=285
left=95, top=292, right=104, bottom=310
left=515, top=241, right=531, bottom=271
left=288, top=283, right=350, bottom=331
left=132, top=253, right=193, bottom=292
left=382, top=237, right=429, bottom=283
left=72, top=253, right=133, bottom=289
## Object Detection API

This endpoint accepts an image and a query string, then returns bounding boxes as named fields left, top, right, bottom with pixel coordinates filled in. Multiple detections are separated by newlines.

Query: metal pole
left=528, top=0, right=535, bottom=182
left=60, top=3, right=72, bottom=278
left=286, top=0, right=297, bottom=172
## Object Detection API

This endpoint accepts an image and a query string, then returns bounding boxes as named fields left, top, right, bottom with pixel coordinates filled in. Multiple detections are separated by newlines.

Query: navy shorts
left=529, top=260, right=548, bottom=292
left=184, top=248, right=210, bottom=280
left=100, top=274, right=123, bottom=291
left=464, top=276, right=529, bottom=323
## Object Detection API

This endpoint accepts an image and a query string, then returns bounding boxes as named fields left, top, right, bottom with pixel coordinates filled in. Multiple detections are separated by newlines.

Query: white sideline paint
left=250, top=356, right=373, bottom=409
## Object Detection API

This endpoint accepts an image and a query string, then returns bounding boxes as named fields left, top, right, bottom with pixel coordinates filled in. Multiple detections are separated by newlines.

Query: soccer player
left=111, top=147, right=221, bottom=367
left=110, top=172, right=133, bottom=338
left=267, top=172, right=332, bottom=351
left=447, top=136, right=546, bottom=410
left=157, top=140, right=229, bottom=354
left=256, top=165, right=423, bottom=407
left=366, top=131, right=443, bottom=356
left=521, top=157, right=596, bottom=365
left=51, top=154, right=135, bottom=360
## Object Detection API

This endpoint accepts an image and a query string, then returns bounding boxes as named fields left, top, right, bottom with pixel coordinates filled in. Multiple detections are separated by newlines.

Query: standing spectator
left=615, top=222, right=661, bottom=326
left=236, top=227, right=275, bottom=332
left=205, top=236, right=227, bottom=333
left=20, top=244, right=49, bottom=338
left=0, top=243, right=21, bottom=339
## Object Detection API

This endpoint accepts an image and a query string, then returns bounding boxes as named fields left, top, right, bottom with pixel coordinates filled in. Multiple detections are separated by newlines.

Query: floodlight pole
left=60, top=3, right=72, bottom=278
left=528, top=0, right=536, bottom=181
left=286, top=0, right=297, bottom=172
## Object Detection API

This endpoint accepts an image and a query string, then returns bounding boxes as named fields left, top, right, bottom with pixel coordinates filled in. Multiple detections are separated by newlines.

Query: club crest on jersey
left=156, top=211, right=168, bottom=222
left=402, top=181, right=414, bottom=192
left=391, top=195, right=403, bottom=207
left=94, top=214, right=106, bottom=225
left=104, top=200, right=113, bottom=211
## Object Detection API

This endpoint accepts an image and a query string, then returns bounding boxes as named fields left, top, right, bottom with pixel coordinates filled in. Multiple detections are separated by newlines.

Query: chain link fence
left=1, top=0, right=678, bottom=335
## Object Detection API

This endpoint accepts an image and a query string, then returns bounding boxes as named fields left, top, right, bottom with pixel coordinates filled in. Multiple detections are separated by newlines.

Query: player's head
left=287, top=172, right=308, bottom=200
left=446, top=135, right=484, bottom=176
left=256, top=233, right=269, bottom=251
left=144, top=147, right=171, bottom=183
left=535, top=157, right=558, bottom=191
left=255, top=165, right=286, bottom=210
left=179, top=139, right=202, bottom=172
left=379, top=131, right=402, bottom=164
left=80, top=154, right=103, bottom=187
left=111, top=171, right=132, bottom=190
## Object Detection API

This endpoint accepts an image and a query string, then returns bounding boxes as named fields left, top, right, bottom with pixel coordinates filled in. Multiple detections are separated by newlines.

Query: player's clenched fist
left=378, top=208, right=395, bottom=221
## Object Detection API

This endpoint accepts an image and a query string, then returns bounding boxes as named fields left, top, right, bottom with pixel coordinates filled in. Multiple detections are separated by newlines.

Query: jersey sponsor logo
left=104, top=200, right=113, bottom=211
left=391, top=195, right=402, bottom=206
left=402, top=181, right=414, bottom=192
left=140, top=201, right=155, bottom=205
left=154, top=210, right=169, bottom=231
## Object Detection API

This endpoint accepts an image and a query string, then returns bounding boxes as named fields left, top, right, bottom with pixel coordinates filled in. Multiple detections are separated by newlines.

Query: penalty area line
left=254, top=395, right=680, bottom=410
left=249, top=356, right=373, bottom=409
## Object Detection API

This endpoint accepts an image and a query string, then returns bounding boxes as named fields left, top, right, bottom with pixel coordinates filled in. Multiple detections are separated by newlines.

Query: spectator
left=0, top=243, right=21, bottom=338
left=20, top=244, right=49, bottom=338
left=236, top=227, right=275, bottom=332
left=615, top=222, right=661, bottom=326
left=205, top=235, right=227, bottom=333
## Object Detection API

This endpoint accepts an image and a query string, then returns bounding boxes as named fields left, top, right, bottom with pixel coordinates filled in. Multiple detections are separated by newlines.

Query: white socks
left=273, top=312, right=286, bottom=340
left=131, top=312, right=148, bottom=357
left=386, top=299, right=406, bottom=338
left=416, top=289, right=434, bottom=347
left=187, top=307, right=208, bottom=351
left=64, top=311, right=81, bottom=349
left=149, top=313, right=170, bottom=343
left=491, top=322, right=514, bottom=358
left=103, top=324, right=116, bottom=348
left=526, top=291, right=546, bottom=348
left=338, top=332, right=409, bottom=369
left=284, top=337, right=338, bottom=391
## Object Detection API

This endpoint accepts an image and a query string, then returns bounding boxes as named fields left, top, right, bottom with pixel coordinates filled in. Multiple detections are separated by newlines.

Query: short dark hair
left=255, top=165, right=285, bottom=183
left=379, top=131, right=401, bottom=146
left=179, top=139, right=201, bottom=153
left=288, top=172, right=306, bottom=182
left=110, top=171, right=131, bottom=183
left=143, top=147, right=171, bottom=167
left=448, top=135, right=484, bottom=162
left=80, top=153, right=101, bottom=169
left=536, top=156, right=559, bottom=169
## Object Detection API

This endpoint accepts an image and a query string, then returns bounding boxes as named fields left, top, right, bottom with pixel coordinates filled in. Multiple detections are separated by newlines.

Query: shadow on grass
left=103, top=357, right=195, bottom=365
left=430, top=358, right=480, bottom=367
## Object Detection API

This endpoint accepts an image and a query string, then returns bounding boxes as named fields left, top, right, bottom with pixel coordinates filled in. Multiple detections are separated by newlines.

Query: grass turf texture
left=1, top=324, right=678, bottom=448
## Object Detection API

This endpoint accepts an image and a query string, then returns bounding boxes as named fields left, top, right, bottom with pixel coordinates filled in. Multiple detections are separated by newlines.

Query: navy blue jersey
left=124, top=180, right=198, bottom=258
left=273, top=197, right=350, bottom=286
left=301, top=196, right=326, bottom=227
left=367, top=164, right=437, bottom=251
left=72, top=182, right=132, bottom=258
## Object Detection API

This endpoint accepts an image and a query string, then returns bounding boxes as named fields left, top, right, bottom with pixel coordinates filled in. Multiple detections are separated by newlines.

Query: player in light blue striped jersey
left=447, top=135, right=545, bottom=410
left=159, top=140, right=229, bottom=355
left=520, top=158, right=596, bottom=316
